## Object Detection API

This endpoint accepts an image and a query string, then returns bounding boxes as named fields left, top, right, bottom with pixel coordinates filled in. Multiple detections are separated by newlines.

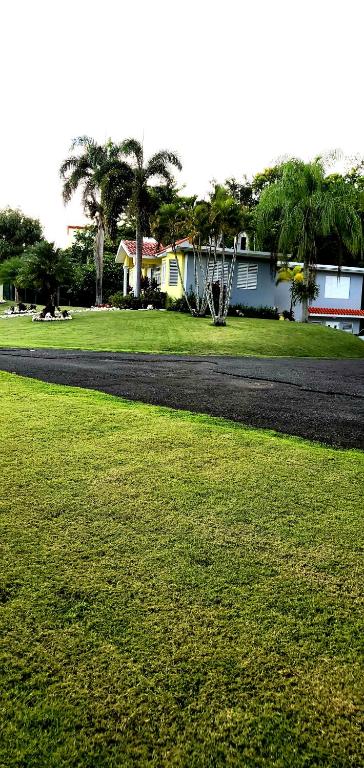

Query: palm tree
left=255, top=158, right=362, bottom=321
left=209, top=187, right=245, bottom=325
left=120, top=139, right=182, bottom=297
left=151, top=201, right=195, bottom=314
left=17, top=241, right=73, bottom=312
left=60, top=137, right=132, bottom=305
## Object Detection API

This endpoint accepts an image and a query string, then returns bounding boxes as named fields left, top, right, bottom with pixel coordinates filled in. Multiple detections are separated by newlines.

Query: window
left=341, top=322, right=353, bottom=333
left=151, top=267, right=161, bottom=286
left=240, top=236, right=246, bottom=250
left=207, top=260, right=230, bottom=284
left=169, top=259, right=179, bottom=286
left=161, top=262, right=166, bottom=284
left=324, top=275, right=350, bottom=299
left=237, top=263, right=258, bottom=290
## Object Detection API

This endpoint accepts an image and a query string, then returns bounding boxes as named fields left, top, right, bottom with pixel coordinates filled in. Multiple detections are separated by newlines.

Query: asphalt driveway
left=0, top=348, right=363, bottom=449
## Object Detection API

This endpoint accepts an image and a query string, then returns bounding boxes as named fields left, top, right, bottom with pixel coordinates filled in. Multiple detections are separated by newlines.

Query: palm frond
left=120, top=138, right=143, bottom=164
left=146, top=151, right=182, bottom=182
left=59, top=155, right=84, bottom=179
left=70, top=135, right=96, bottom=151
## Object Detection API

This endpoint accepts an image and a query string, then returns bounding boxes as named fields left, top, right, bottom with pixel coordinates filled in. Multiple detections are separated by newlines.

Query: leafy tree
left=0, top=208, right=43, bottom=262
left=0, top=256, right=24, bottom=300
left=255, top=158, right=362, bottom=321
left=66, top=226, right=96, bottom=264
left=209, top=187, right=245, bottom=325
left=225, top=176, right=255, bottom=208
left=120, top=139, right=182, bottom=297
left=60, top=137, right=132, bottom=304
left=225, top=169, right=282, bottom=251
left=16, top=241, right=73, bottom=311
left=314, top=169, right=364, bottom=266
left=252, top=165, right=282, bottom=195
left=151, top=202, right=193, bottom=313
left=69, top=255, right=125, bottom=306
left=164, top=188, right=245, bottom=325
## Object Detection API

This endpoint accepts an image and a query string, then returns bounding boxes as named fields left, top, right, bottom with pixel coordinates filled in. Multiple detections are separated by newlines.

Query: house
left=276, top=263, right=364, bottom=334
left=116, top=236, right=277, bottom=304
left=115, top=238, right=161, bottom=294
left=116, top=236, right=364, bottom=333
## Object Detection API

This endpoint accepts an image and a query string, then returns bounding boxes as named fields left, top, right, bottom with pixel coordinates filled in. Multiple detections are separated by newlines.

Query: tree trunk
left=221, top=241, right=238, bottom=323
left=213, top=240, right=226, bottom=326
left=135, top=216, right=142, bottom=298
left=173, top=246, right=194, bottom=315
left=94, top=222, right=104, bottom=305
left=193, top=245, right=200, bottom=315
left=301, top=260, right=309, bottom=322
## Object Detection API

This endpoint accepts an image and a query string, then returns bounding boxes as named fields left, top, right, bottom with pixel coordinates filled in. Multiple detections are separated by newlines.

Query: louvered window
left=207, top=260, right=229, bottom=284
left=237, top=263, right=258, bottom=290
left=161, top=262, right=166, bottom=284
left=169, top=259, right=179, bottom=286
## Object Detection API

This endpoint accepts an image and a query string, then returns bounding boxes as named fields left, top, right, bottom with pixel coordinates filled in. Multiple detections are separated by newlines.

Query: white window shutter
left=169, top=259, right=179, bottom=286
left=237, top=263, right=258, bottom=290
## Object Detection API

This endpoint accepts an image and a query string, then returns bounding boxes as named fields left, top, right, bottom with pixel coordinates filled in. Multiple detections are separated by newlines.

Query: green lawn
left=1, top=309, right=364, bottom=357
left=1, top=372, right=363, bottom=767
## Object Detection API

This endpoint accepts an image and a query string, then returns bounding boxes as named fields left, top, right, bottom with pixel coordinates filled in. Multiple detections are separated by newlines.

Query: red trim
left=308, top=307, right=364, bottom=317
left=67, top=225, right=87, bottom=234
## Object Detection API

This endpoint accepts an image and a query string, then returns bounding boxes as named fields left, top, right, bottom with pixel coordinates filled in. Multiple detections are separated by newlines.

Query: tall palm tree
left=255, top=158, right=362, bottom=321
left=60, top=137, right=132, bottom=305
left=120, top=139, right=182, bottom=297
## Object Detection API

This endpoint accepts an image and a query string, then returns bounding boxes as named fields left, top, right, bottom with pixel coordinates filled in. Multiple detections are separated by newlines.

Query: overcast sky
left=1, top=0, right=363, bottom=246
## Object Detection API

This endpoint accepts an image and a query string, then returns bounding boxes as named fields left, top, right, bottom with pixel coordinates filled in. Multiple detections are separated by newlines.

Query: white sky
left=1, top=0, right=363, bottom=246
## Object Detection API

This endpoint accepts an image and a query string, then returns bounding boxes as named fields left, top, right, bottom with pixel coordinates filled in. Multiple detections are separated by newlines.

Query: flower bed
left=32, top=310, right=72, bottom=322
left=4, top=309, right=37, bottom=317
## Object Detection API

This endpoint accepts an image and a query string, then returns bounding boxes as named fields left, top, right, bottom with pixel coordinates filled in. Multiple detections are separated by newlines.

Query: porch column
left=123, top=265, right=128, bottom=296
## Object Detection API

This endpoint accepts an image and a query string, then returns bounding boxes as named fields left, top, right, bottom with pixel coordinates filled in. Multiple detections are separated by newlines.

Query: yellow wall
left=116, top=249, right=184, bottom=298
left=160, top=252, right=185, bottom=299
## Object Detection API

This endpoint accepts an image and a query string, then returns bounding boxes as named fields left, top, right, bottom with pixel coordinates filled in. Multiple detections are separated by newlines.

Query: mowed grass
left=1, top=309, right=364, bottom=357
left=1, top=372, right=363, bottom=767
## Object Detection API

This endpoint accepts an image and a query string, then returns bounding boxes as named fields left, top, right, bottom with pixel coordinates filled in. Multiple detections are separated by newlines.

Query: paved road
left=0, top=348, right=363, bottom=449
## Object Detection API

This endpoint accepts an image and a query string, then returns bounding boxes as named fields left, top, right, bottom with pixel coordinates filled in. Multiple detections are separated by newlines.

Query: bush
left=167, top=291, right=197, bottom=313
left=282, top=309, right=295, bottom=321
left=141, top=288, right=167, bottom=309
left=228, top=304, right=279, bottom=320
left=109, top=289, right=167, bottom=310
left=66, top=255, right=125, bottom=307
left=109, top=293, right=141, bottom=310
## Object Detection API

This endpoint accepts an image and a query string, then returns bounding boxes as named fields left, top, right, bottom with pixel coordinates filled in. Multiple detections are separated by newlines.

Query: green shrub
left=228, top=304, right=279, bottom=320
left=110, top=289, right=167, bottom=310
left=167, top=291, right=197, bottom=313
left=109, top=293, right=141, bottom=309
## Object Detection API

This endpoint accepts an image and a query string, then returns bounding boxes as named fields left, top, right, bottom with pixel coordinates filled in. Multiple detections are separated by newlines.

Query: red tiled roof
left=308, top=307, right=364, bottom=316
left=123, top=239, right=159, bottom=257
left=156, top=238, right=190, bottom=255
